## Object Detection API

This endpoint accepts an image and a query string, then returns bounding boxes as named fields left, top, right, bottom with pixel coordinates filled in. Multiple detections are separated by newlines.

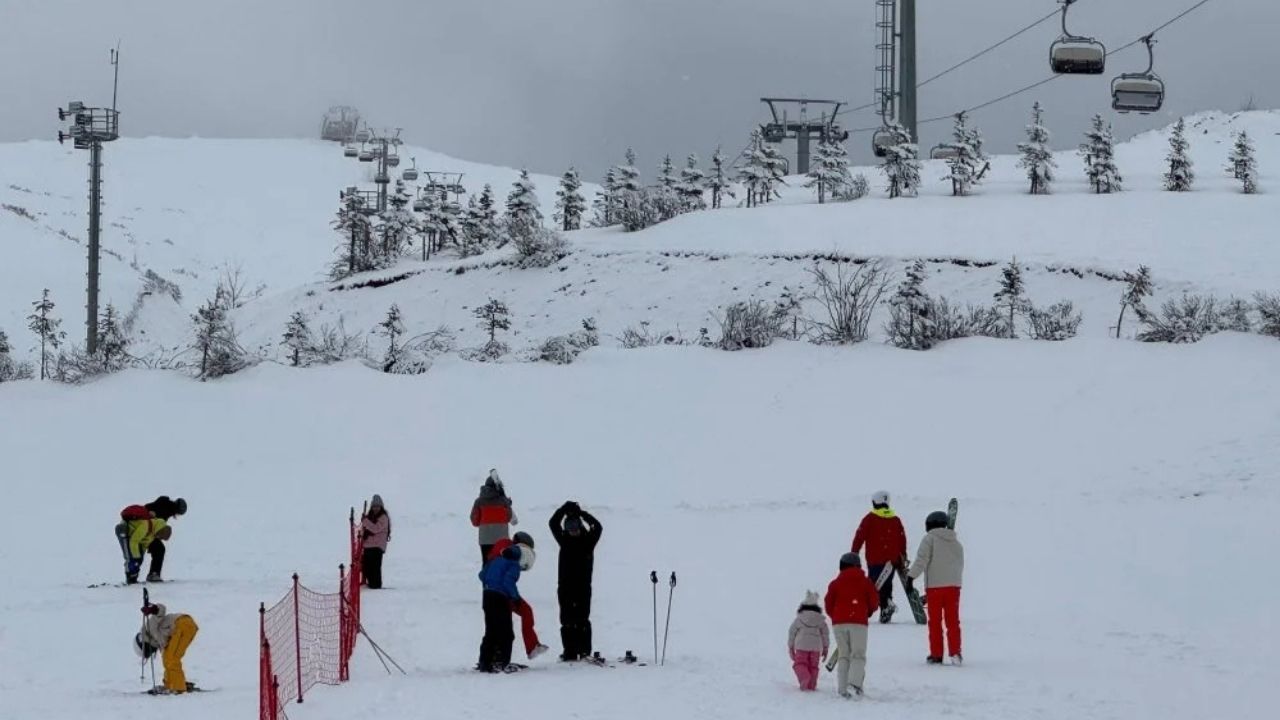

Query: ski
left=947, top=497, right=959, bottom=530
left=896, top=555, right=927, bottom=625
left=145, top=683, right=212, bottom=695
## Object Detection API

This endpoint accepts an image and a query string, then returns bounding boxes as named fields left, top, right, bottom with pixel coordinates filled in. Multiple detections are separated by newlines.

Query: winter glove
left=142, top=604, right=160, bottom=616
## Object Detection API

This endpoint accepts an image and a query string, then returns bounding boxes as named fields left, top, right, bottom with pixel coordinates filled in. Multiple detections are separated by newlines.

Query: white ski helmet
left=871, top=490, right=890, bottom=507
left=517, top=545, right=536, bottom=571
left=134, top=632, right=156, bottom=659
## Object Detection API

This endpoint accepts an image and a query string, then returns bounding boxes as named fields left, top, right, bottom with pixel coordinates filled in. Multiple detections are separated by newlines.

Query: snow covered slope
left=2, top=337, right=1278, bottom=720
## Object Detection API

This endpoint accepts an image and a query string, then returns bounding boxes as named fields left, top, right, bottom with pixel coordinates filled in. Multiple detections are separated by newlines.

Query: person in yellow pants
left=136, top=602, right=199, bottom=694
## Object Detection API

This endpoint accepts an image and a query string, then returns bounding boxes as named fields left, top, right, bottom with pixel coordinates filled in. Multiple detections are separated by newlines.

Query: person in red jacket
left=823, top=553, right=880, bottom=698
left=850, top=490, right=907, bottom=623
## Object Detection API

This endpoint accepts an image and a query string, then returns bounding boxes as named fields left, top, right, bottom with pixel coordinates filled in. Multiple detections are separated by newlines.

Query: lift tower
left=873, top=0, right=917, bottom=145
left=56, top=47, right=121, bottom=355
left=758, top=98, right=849, bottom=175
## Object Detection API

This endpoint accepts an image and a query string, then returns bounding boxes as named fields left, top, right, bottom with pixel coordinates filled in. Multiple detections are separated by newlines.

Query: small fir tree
left=505, top=169, right=543, bottom=226
left=1017, top=102, right=1056, bottom=195
left=378, top=304, right=405, bottom=369
left=616, top=149, right=642, bottom=193
left=96, top=304, right=129, bottom=371
left=736, top=130, right=770, bottom=208
left=1079, top=114, right=1122, bottom=194
left=0, top=329, right=34, bottom=382
left=1227, top=130, right=1258, bottom=194
left=475, top=298, right=511, bottom=344
left=27, top=288, right=65, bottom=380
left=554, top=167, right=586, bottom=231
left=886, top=260, right=936, bottom=349
left=191, top=289, right=243, bottom=379
left=331, top=192, right=375, bottom=279
left=703, top=146, right=735, bottom=209
left=1115, top=265, right=1154, bottom=338
left=881, top=121, right=922, bottom=198
left=1164, top=118, right=1194, bottom=192
left=591, top=167, right=621, bottom=227
left=282, top=310, right=313, bottom=367
left=945, top=112, right=985, bottom=197
left=677, top=154, right=707, bottom=210
left=993, top=259, right=1030, bottom=339
left=805, top=136, right=852, bottom=203
left=657, top=155, right=678, bottom=192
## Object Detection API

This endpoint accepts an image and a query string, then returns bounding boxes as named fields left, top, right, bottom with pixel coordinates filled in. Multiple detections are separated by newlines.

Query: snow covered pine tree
left=805, top=135, right=851, bottom=204
left=1017, top=102, right=1055, bottom=195
left=880, top=121, right=921, bottom=199
left=1079, top=114, right=1122, bottom=194
left=1164, top=118, right=1194, bottom=192
left=703, top=146, right=735, bottom=210
left=993, top=259, right=1031, bottom=339
left=944, top=112, right=985, bottom=197
left=505, top=169, right=543, bottom=227
left=677, top=154, right=707, bottom=211
left=1226, top=130, right=1259, bottom=194
left=1114, top=266, right=1154, bottom=339
left=886, top=260, right=936, bottom=350
left=554, top=167, right=586, bottom=231
left=26, top=288, right=65, bottom=380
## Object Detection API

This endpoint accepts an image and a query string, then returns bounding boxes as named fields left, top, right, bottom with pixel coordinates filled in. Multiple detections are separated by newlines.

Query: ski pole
left=650, top=571, right=658, bottom=664
left=660, top=572, right=676, bottom=666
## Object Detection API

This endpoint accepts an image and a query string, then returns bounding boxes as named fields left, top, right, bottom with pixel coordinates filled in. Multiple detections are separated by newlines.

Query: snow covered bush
left=1114, top=266, right=1153, bottom=339
left=885, top=260, right=935, bottom=350
left=191, top=289, right=252, bottom=379
left=0, top=329, right=35, bottom=382
left=617, top=321, right=699, bottom=349
left=930, top=298, right=1003, bottom=341
left=1028, top=301, right=1083, bottom=341
left=1255, top=293, right=1280, bottom=338
left=845, top=174, right=870, bottom=201
left=1137, top=295, right=1219, bottom=343
left=535, top=319, right=600, bottom=365
left=714, top=299, right=792, bottom=351
left=1218, top=297, right=1253, bottom=333
left=507, top=219, right=570, bottom=269
left=805, top=260, right=892, bottom=344
left=618, top=187, right=684, bottom=232
left=307, top=319, right=368, bottom=366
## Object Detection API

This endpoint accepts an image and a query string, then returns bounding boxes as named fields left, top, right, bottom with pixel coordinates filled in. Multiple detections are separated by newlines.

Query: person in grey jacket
left=787, top=590, right=830, bottom=691
left=470, top=470, right=518, bottom=564
left=908, top=510, right=965, bottom=665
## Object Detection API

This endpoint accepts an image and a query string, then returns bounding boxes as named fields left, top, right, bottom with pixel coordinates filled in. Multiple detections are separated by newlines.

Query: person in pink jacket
left=787, top=590, right=830, bottom=691
left=361, top=495, right=391, bottom=589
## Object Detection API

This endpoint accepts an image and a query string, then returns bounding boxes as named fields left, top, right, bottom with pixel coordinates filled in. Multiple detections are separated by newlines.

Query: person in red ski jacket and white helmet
left=850, top=490, right=907, bottom=623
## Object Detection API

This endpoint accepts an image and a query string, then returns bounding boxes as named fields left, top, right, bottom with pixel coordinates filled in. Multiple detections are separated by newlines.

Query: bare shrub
left=931, top=297, right=1003, bottom=341
left=714, top=299, right=790, bottom=351
left=803, top=260, right=892, bottom=344
left=1137, top=295, right=1220, bottom=343
left=537, top=319, right=599, bottom=364
left=617, top=321, right=695, bottom=349
left=1028, top=301, right=1083, bottom=341
left=1256, top=292, right=1280, bottom=338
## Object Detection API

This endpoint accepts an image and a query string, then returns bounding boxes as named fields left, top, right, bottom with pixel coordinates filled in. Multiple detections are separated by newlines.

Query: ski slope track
left=1, top=111, right=1279, bottom=720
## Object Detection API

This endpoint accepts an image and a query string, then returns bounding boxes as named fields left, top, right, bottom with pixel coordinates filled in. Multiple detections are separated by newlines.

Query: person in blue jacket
left=477, top=531, right=536, bottom=672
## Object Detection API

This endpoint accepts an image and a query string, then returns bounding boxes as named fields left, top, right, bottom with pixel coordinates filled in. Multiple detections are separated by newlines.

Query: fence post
left=259, top=602, right=268, bottom=720
left=339, top=563, right=349, bottom=682
left=293, top=573, right=303, bottom=704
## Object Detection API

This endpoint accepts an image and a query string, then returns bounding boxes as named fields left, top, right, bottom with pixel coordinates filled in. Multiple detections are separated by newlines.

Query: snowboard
left=947, top=497, right=959, bottom=530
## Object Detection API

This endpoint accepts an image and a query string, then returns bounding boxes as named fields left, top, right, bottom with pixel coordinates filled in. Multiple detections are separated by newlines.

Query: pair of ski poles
left=650, top=571, right=677, bottom=666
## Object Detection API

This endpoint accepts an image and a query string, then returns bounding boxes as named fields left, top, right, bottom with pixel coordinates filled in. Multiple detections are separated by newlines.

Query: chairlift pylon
left=1050, top=0, right=1106, bottom=75
left=1111, top=35, right=1164, bottom=114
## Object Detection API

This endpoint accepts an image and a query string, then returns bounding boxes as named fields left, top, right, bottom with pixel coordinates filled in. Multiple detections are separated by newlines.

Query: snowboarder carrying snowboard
left=136, top=602, right=199, bottom=694
left=478, top=533, right=537, bottom=672
left=548, top=500, right=603, bottom=661
left=360, top=494, right=391, bottom=589
left=116, top=508, right=172, bottom=585
left=908, top=510, right=965, bottom=665
left=486, top=534, right=549, bottom=661
left=787, top=590, right=830, bottom=691
left=850, top=490, right=907, bottom=623
left=471, top=470, right=518, bottom=565
left=824, top=553, right=880, bottom=698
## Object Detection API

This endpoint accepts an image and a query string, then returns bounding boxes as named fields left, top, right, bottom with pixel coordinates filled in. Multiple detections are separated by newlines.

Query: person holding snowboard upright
left=824, top=553, right=880, bottom=698
left=787, top=590, right=830, bottom=691
left=909, top=510, right=965, bottom=665
left=140, top=496, right=186, bottom=582
left=361, top=494, right=391, bottom=589
left=548, top=500, right=603, bottom=661
left=478, top=533, right=535, bottom=672
left=135, top=602, right=199, bottom=694
left=471, top=470, right=518, bottom=565
left=850, top=490, right=907, bottom=623
left=116, top=506, right=172, bottom=585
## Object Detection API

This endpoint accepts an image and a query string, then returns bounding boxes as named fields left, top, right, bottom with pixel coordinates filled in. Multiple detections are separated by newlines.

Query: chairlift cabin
left=355, top=127, right=371, bottom=144
left=358, top=148, right=374, bottom=162
left=1111, top=35, right=1164, bottom=114
left=386, top=154, right=400, bottom=168
left=930, top=144, right=960, bottom=161
left=402, top=158, right=419, bottom=182
left=871, top=128, right=895, bottom=158
left=1050, top=0, right=1105, bottom=75
left=343, top=145, right=358, bottom=158
left=320, top=106, right=361, bottom=142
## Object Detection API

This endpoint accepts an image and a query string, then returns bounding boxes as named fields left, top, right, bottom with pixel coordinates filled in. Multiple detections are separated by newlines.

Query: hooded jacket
left=788, top=606, right=831, bottom=654
left=479, top=544, right=523, bottom=600
left=362, top=507, right=391, bottom=551
left=908, top=528, right=964, bottom=589
left=851, top=507, right=907, bottom=566
left=140, top=604, right=188, bottom=649
left=824, top=567, right=880, bottom=626
left=471, top=481, right=517, bottom=546
left=126, top=518, right=168, bottom=560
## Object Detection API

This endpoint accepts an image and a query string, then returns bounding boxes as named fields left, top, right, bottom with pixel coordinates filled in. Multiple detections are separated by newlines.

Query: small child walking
left=787, top=590, right=830, bottom=691
left=908, top=510, right=965, bottom=665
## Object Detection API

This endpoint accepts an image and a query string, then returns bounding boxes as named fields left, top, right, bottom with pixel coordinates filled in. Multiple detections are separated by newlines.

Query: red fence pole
left=293, top=573, right=303, bottom=704
left=339, top=563, right=349, bottom=682
left=259, top=603, right=268, bottom=720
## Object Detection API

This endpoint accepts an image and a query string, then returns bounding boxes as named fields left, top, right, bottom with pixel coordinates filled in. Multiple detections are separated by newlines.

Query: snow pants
left=479, top=590, right=514, bottom=669
left=791, top=649, right=820, bottom=690
left=479, top=544, right=494, bottom=566
left=147, top=539, right=166, bottom=578
left=868, top=563, right=895, bottom=610
left=925, top=586, right=962, bottom=658
left=362, top=547, right=384, bottom=589
left=557, top=586, right=593, bottom=660
left=512, top=599, right=542, bottom=657
left=832, top=624, right=868, bottom=695
left=163, top=615, right=199, bottom=693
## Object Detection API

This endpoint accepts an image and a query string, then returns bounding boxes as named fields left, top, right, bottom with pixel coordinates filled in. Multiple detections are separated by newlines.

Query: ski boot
left=146, top=572, right=164, bottom=583
left=879, top=600, right=897, bottom=624
left=528, top=644, right=549, bottom=660
left=950, top=654, right=963, bottom=666
left=926, top=656, right=944, bottom=665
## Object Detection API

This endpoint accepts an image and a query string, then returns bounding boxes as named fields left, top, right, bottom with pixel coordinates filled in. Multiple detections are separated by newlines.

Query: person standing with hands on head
left=850, top=490, right=907, bottom=623
left=909, top=510, right=965, bottom=665
left=471, top=470, right=517, bottom=565
left=824, top=553, right=880, bottom=698
left=548, top=501, right=603, bottom=661
left=361, top=494, right=391, bottom=589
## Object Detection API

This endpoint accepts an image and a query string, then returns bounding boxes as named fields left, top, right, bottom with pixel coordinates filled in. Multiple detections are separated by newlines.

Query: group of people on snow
left=788, top=492, right=965, bottom=698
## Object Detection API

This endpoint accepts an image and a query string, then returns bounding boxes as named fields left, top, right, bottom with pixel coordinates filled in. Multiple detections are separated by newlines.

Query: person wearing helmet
left=477, top=532, right=538, bottom=672
left=360, top=494, right=391, bottom=589
left=141, top=496, right=186, bottom=583
left=136, top=602, right=199, bottom=694
left=471, top=470, right=518, bottom=565
left=850, top=490, right=907, bottom=623
left=548, top=500, right=603, bottom=661
left=908, top=510, right=965, bottom=665
left=823, top=553, right=880, bottom=698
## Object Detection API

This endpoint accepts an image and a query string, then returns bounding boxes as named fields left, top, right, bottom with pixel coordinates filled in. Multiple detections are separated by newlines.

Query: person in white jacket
left=908, top=510, right=965, bottom=665
left=787, top=590, right=830, bottom=691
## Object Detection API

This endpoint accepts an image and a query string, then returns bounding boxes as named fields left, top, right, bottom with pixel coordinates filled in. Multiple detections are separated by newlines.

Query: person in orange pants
left=908, top=510, right=965, bottom=665
left=136, top=602, right=200, bottom=693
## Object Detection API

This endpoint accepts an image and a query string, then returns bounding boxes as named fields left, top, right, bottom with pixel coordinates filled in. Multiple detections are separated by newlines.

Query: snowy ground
left=2, top=337, right=1278, bottom=720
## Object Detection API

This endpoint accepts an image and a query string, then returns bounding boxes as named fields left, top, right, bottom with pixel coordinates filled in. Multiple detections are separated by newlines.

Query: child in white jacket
left=787, top=590, right=830, bottom=691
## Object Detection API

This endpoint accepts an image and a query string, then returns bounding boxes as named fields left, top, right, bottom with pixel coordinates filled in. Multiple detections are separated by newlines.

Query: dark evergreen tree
left=96, top=304, right=129, bottom=371
left=1164, top=118, right=1194, bottom=192
left=677, top=154, right=707, bottom=210
left=591, top=167, right=621, bottom=226
left=657, top=155, right=678, bottom=192
left=1017, top=102, right=1055, bottom=195
left=703, top=146, right=735, bottom=209
left=1227, top=130, right=1258, bottom=194
left=475, top=298, right=511, bottom=343
left=378, top=304, right=405, bottom=370
left=191, top=289, right=244, bottom=379
left=554, top=167, right=586, bottom=231
left=886, top=260, right=936, bottom=349
left=26, top=288, right=65, bottom=380
left=993, top=259, right=1030, bottom=339
left=1079, top=114, right=1122, bottom=194
left=282, top=310, right=312, bottom=367
left=331, top=192, right=375, bottom=279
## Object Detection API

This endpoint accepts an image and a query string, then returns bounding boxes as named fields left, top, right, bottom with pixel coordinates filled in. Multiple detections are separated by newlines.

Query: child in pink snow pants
left=788, top=590, right=830, bottom=690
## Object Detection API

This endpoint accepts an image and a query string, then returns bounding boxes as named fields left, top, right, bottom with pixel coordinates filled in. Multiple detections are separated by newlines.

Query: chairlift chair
left=1049, top=0, right=1106, bottom=74
left=828, top=124, right=850, bottom=143
left=358, top=148, right=374, bottom=162
left=930, top=144, right=960, bottom=161
left=343, top=145, right=358, bottom=158
left=871, top=128, right=895, bottom=158
left=1111, top=35, right=1164, bottom=114
left=355, top=128, right=371, bottom=144
left=386, top=154, right=400, bottom=168
left=762, top=124, right=786, bottom=143
left=402, top=158, right=419, bottom=182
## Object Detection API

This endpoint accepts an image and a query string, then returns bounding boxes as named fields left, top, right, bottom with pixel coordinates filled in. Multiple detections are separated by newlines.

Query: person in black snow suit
left=548, top=501, right=603, bottom=661
left=142, top=496, right=186, bottom=582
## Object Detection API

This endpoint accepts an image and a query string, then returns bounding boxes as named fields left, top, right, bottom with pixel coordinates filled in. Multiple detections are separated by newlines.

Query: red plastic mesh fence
left=259, top=511, right=362, bottom=720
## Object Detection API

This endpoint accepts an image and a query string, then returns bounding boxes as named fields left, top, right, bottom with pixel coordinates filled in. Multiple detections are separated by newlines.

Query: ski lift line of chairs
left=1050, top=0, right=1105, bottom=75
left=1112, top=35, right=1163, bottom=114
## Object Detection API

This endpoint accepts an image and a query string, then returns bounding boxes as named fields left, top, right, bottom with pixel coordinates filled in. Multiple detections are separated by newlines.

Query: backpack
left=120, top=505, right=151, bottom=522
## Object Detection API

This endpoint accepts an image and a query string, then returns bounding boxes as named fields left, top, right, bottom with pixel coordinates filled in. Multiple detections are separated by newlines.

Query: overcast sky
left=1, top=0, right=1274, bottom=178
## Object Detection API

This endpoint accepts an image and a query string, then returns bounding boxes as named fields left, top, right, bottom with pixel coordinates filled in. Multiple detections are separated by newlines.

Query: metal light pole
left=900, top=0, right=918, bottom=143
left=57, top=48, right=121, bottom=355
